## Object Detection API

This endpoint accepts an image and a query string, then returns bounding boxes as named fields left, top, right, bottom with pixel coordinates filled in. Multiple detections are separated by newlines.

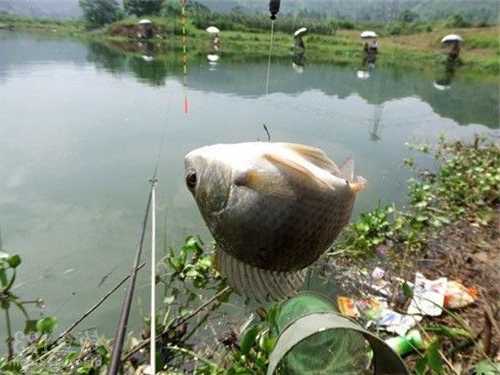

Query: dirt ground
left=312, top=206, right=500, bottom=373
left=410, top=210, right=500, bottom=370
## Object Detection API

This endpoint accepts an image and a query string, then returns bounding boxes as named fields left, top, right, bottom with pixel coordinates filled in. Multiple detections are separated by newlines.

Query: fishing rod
left=107, top=181, right=154, bottom=375
left=149, top=178, right=157, bottom=374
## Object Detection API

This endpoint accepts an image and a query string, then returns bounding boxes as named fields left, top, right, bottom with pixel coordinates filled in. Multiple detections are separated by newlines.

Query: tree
left=124, top=0, right=164, bottom=17
left=399, top=9, right=419, bottom=23
left=79, top=0, right=121, bottom=27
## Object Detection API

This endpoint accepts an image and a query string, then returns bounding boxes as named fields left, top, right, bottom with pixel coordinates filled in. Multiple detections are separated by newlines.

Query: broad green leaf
left=427, top=340, right=444, bottom=373
left=7, top=255, right=21, bottom=268
left=24, top=320, right=38, bottom=334
left=240, top=325, right=259, bottom=355
left=473, top=360, right=500, bottom=375
left=36, top=316, right=57, bottom=335
left=0, top=268, right=7, bottom=287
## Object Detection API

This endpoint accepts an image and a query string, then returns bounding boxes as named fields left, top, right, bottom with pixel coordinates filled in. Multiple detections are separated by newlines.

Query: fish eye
left=186, top=171, right=197, bottom=189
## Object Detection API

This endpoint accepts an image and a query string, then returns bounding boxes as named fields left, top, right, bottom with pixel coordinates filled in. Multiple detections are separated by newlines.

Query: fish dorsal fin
left=234, top=153, right=330, bottom=197
left=279, top=143, right=341, bottom=175
left=340, top=158, right=354, bottom=182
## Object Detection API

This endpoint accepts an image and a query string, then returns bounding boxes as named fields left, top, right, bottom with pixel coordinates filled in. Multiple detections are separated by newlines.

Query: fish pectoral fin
left=263, top=153, right=331, bottom=192
left=235, top=153, right=331, bottom=197
left=340, top=157, right=354, bottom=182
left=235, top=169, right=296, bottom=198
left=279, top=143, right=341, bottom=175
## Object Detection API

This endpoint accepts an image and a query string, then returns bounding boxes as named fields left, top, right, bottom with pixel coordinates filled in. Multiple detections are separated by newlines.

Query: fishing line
left=181, top=0, right=189, bottom=114
left=259, top=0, right=281, bottom=140
left=265, top=20, right=275, bottom=96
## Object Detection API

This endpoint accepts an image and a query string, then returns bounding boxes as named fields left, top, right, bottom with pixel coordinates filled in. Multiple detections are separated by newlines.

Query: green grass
left=0, top=14, right=84, bottom=36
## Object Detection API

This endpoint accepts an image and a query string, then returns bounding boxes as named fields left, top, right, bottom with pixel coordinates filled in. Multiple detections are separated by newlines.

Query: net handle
left=267, top=312, right=410, bottom=375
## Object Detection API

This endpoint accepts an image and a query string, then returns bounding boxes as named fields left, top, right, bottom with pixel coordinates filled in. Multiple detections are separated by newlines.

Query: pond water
left=0, top=32, right=498, bottom=340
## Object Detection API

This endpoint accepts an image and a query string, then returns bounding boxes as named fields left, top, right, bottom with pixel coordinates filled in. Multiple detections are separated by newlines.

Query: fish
left=185, top=142, right=366, bottom=301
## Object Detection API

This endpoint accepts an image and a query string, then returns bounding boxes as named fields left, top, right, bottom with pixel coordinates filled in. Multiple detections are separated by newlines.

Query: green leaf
left=64, top=352, right=79, bottom=366
left=261, top=335, right=276, bottom=354
left=473, top=360, right=500, bottom=375
left=76, top=365, right=92, bottom=375
left=0, top=299, right=9, bottom=309
left=415, top=356, right=427, bottom=374
left=36, top=316, right=57, bottom=335
left=24, top=320, right=38, bottom=334
left=6, top=255, right=21, bottom=269
left=427, top=340, right=444, bottom=373
left=426, top=324, right=472, bottom=340
left=239, top=325, right=259, bottom=355
left=185, top=269, right=200, bottom=278
left=183, top=236, right=203, bottom=255
left=96, top=345, right=109, bottom=359
left=402, top=282, right=413, bottom=299
left=0, top=268, right=7, bottom=287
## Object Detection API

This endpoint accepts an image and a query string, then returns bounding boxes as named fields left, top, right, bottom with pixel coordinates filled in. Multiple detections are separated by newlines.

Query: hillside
left=0, top=0, right=498, bottom=23
left=196, top=0, right=499, bottom=23
left=0, top=0, right=81, bottom=19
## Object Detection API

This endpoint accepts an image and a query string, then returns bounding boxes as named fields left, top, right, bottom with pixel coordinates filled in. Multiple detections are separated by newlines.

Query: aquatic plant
left=336, top=136, right=499, bottom=258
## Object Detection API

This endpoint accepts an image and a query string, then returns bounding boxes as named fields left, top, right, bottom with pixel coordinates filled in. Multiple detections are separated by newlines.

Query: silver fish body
left=185, top=142, right=366, bottom=299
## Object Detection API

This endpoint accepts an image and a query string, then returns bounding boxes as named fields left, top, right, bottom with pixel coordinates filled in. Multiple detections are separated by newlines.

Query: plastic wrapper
left=377, top=309, right=420, bottom=336
left=444, top=281, right=477, bottom=309
left=337, top=296, right=360, bottom=318
left=407, top=273, right=447, bottom=317
left=356, top=297, right=385, bottom=321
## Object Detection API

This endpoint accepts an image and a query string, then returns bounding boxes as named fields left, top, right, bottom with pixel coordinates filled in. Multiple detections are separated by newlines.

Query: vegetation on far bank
left=1, top=137, right=498, bottom=374
left=1, top=7, right=499, bottom=80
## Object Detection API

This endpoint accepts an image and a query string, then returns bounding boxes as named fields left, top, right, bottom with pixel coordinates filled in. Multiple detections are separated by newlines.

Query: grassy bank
left=2, top=14, right=499, bottom=80
left=1, top=137, right=498, bottom=374
left=102, top=16, right=500, bottom=79
left=0, top=15, right=83, bottom=36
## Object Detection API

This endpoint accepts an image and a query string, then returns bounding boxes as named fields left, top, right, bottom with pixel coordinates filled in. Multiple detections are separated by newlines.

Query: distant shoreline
left=1, top=15, right=498, bottom=82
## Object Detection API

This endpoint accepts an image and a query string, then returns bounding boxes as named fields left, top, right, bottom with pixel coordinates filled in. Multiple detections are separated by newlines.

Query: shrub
left=124, top=0, right=164, bottom=17
left=446, top=14, right=471, bottom=28
left=79, top=0, right=122, bottom=27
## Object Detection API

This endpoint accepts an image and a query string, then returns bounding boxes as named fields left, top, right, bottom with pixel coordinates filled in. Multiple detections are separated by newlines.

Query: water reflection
left=369, top=104, right=384, bottom=142
left=433, top=61, right=457, bottom=91
left=292, top=51, right=305, bottom=74
left=207, top=54, right=220, bottom=71
left=78, top=41, right=499, bottom=128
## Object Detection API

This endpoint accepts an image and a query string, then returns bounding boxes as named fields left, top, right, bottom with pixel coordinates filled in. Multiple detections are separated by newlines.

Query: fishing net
left=267, top=292, right=409, bottom=375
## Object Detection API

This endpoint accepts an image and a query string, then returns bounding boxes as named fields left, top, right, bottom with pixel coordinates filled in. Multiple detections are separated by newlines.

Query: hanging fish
left=185, top=142, right=366, bottom=301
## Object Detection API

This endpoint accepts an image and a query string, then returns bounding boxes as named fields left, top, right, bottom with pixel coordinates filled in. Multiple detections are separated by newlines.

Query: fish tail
left=351, top=175, right=367, bottom=193
left=214, top=249, right=306, bottom=302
